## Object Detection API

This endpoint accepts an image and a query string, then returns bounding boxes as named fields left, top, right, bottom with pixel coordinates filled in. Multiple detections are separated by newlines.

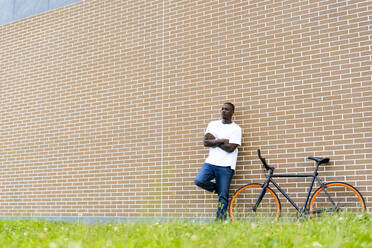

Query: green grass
left=0, top=214, right=371, bottom=248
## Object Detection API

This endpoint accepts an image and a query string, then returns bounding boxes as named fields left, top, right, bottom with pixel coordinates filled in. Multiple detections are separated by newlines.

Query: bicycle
left=229, top=149, right=366, bottom=220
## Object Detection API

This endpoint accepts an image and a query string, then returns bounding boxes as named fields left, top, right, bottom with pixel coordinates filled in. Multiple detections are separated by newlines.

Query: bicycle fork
left=253, top=178, right=270, bottom=212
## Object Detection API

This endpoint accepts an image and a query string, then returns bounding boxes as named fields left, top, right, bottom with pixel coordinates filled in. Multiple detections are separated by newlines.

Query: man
left=194, top=102, right=242, bottom=221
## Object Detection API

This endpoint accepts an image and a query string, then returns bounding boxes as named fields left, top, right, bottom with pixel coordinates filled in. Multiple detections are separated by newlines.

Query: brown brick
left=0, top=0, right=370, bottom=218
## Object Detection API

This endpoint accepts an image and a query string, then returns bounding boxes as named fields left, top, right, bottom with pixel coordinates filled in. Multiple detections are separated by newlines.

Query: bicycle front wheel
left=309, top=182, right=366, bottom=216
left=229, top=183, right=281, bottom=221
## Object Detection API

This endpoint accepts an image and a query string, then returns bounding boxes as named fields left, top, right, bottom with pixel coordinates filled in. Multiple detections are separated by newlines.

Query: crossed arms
left=203, top=133, right=238, bottom=153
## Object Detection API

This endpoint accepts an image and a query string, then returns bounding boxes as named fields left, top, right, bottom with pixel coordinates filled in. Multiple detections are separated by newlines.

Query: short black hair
left=224, top=102, right=235, bottom=112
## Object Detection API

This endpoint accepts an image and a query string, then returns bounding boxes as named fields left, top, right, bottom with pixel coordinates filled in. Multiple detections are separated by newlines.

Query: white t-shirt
left=204, top=120, right=242, bottom=170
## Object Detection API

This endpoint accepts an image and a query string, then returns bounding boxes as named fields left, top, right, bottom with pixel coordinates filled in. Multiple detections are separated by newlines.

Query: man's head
left=221, top=102, right=235, bottom=123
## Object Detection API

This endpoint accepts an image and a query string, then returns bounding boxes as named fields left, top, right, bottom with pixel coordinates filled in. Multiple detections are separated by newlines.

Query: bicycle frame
left=254, top=170, right=323, bottom=215
left=253, top=150, right=340, bottom=216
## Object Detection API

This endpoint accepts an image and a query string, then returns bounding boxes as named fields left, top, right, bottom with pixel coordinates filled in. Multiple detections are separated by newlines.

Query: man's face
left=221, top=104, right=234, bottom=120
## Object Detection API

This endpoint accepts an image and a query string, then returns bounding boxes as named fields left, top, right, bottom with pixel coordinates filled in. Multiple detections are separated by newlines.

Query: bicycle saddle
left=307, top=156, right=330, bottom=165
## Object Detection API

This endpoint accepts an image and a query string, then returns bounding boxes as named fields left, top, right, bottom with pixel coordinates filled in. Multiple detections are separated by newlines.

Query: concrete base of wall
left=0, top=216, right=216, bottom=223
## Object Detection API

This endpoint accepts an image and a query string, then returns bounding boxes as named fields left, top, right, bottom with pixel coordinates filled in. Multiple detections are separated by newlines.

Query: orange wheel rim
left=229, top=184, right=280, bottom=221
left=309, top=182, right=365, bottom=214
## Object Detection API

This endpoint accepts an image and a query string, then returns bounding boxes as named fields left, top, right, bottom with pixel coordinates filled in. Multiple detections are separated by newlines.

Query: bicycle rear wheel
left=309, top=182, right=366, bottom=216
left=229, top=183, right=281, bottom=221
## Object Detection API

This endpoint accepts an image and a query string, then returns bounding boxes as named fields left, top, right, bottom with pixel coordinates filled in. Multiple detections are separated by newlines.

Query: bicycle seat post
left=313, top=162, right=320, bottom=176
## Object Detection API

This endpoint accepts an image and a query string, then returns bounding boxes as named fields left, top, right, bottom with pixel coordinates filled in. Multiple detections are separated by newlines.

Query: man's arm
left=218, top=142, right=238, bottom=153
left=203, top=133, right=228, bottom=147
left=204, top=133, right=238, bottom=153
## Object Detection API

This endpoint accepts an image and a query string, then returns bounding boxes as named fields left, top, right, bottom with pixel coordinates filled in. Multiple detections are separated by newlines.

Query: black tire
left=309, top=182, right=366, bottom=216
left=229, top=183, right=281, bottom=221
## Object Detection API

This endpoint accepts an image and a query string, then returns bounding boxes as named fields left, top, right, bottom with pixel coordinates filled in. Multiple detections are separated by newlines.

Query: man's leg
left=194, top=163, right=216, bottom=193
left=215, top=166, right=234, bottom=220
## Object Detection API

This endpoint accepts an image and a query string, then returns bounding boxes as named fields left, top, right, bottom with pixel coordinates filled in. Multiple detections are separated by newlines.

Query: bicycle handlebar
left=257, top=149, right=274, bottom=171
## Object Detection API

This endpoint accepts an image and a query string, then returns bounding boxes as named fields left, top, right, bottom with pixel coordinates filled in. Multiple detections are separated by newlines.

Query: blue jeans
left=194, top=163, right=235, bottom=220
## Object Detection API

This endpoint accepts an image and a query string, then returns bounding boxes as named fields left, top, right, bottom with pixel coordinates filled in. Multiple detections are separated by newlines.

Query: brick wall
left=0, top=0, right=370, bottom=219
